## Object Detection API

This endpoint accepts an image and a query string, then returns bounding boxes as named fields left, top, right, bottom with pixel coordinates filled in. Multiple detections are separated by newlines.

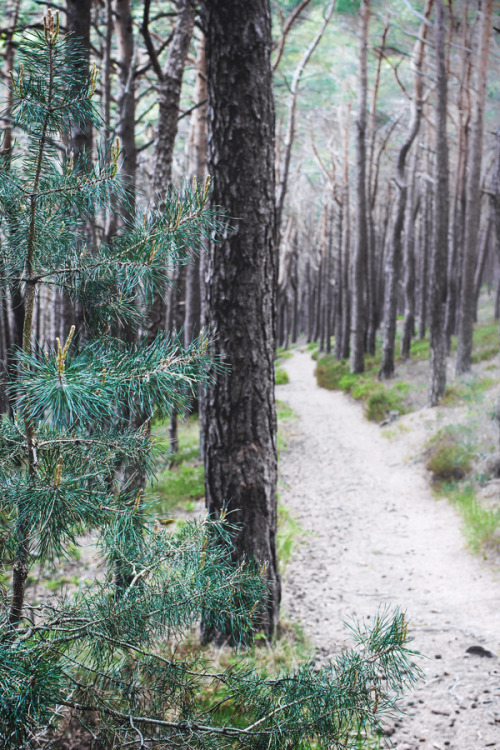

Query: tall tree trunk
left=456, top=0, right=493, bottom=374
left=275, top=0, right=334, bottom=257
left=379, top=0, right=432, bottom=380
left=65, top=0, right=93, bottom=158
left=152, top=0, right=196, bottom=193
left=444, top=1, right=471, bottom=345
left=473, top=204, right=493, bottom=314
left=350, top=0, right=370, bottom=374
left=400, top=145, right=420, bottom=359
left=0, top=0, right=21, bottom=415
left=365, top=21, right=389, bottom=356
left=428, top=0, right=449, bottom=406
left=113, top=0, right=137, bottom=218
left=200, top=0, right=280, bottom=636
left=185, top=36, right=208, bottom=352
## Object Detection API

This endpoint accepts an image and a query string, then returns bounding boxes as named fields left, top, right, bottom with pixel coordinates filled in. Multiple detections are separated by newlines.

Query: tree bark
left=379, top=0, right=432, bottom=380
left=112, top=0, right=137, bottom=217
left=428, top=0, right=449, bottom=406
left=152, top=0, right=197, bottom=193
left=456, top=0, right=493, bottom=374
left=400, top=145, right=420, bottom=359
left=199, top=0, right=280, bottom=636
left=350, top=0, right=370, bottom=374
left=444, top=0, right=471, bottom=345
left=185, top=36, right=208, bottom=352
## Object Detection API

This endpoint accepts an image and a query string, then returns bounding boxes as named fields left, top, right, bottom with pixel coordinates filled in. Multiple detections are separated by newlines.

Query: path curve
left=277, top=350, right=500, bottom=750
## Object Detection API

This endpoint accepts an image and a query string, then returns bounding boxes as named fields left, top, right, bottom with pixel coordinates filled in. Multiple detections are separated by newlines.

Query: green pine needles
left=0, top=14, right=421, bottom=748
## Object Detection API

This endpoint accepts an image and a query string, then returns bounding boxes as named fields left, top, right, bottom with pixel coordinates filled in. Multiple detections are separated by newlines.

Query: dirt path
left=277, top=350, right=500, bottom=750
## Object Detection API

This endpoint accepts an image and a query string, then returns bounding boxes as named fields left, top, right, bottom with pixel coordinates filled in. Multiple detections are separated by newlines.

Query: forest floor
left=276, top=349, right=500, bottom=750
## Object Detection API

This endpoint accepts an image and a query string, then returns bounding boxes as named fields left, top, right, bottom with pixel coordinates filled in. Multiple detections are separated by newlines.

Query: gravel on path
left=277, top=350, right=500, bottom=750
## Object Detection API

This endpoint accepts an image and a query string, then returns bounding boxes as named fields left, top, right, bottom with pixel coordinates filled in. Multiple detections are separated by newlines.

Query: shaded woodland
left=0, top=1, right=499, bottom=745
left=1, top=0, right=499, bottom=617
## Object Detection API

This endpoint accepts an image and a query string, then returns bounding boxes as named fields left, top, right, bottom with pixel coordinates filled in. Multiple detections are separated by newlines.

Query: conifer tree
left=0, top=17, right=420, bottom=748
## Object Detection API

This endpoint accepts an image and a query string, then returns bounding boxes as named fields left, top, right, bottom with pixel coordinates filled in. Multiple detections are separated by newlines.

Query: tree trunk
left=199, top=0, right=280, bottom=636
left=379, top=0, right=432, bottom=380
left=428, top=0, right=449, bottom=406
left=113, top=0, right=137, bottom=217
left=456, top=0, right=493, bottom=374
left=185, top=37, right=208, bottom=353
left=444, top=2, right=472, bottom=345
left=152, top=0, right=196, bottom=193
left=400, top=145, right=420, bottom=358
left=350, top=0, right=370, bottom=374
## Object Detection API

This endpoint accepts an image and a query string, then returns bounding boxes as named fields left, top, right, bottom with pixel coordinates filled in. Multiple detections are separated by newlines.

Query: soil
left=276, top=349, right=500, bottom=750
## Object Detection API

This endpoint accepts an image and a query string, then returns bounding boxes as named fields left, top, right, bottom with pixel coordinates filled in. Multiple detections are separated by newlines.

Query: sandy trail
left=277, top=350, right=500, bottom=750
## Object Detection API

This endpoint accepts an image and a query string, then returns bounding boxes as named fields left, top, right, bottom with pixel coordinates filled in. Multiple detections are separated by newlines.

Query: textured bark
left=199, top=0, right=280, bottom=635
left=401, top=145, right=420, bottom=359
left=350, top=0, right=370, bottom=374
left=275, top=0, right=334, bottom=254
left=147, top=0, right=196, bottom=345
left=473, top=206, right=493, bottom=312
left=65, top=0, right=93, bottom=158
left=365, top=21, right=388, bottom=356
left=417, top=138, right=432, bottom=339
left=428, top=0, right=449, bottom=406
left=444, top=1, right=471, bottom=344
left=456, top=0, right=493, bottom=374
left=113, top=0, right=136, bottom=212
left=153, top=0, right=196, bottom=193
left=184, top=37, right=208, bottom=351
left=379, top=0, right=431, bottom=380
left=0, top=0, right=21, bottom=414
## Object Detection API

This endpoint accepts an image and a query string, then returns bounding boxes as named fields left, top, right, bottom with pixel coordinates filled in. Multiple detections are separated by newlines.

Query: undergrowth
left=438, top=483, right=500, bottom=555
left=314, top=354, right=410, bottom=422
left=276, top=366, right=290, bottom=385
left=425, top=426, right=475, bottom=483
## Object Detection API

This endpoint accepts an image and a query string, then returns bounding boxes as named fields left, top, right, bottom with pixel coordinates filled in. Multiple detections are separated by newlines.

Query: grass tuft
left=425, top=427, right=474, bottom=482
left=275, top=367, right=290, bottom=385
left=440, top=483, right=500, bottom=554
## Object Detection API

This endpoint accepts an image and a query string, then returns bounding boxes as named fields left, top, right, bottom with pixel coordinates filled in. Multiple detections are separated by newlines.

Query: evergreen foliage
left=0, top=17, right=421, bottom=748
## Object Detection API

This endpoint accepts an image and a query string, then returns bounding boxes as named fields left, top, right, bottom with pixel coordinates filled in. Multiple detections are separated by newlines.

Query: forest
left=0, top=0, right=499, bottom=748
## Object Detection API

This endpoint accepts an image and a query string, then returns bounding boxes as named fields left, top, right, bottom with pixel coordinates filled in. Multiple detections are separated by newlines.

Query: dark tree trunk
left=456, top=0, right=493, bottom=374
left=350, top=0, right=370, bottom=374
left=152, top=0, right=196, bottom=193
left=401, top=146, right=420, bottom=359
left=445, top=7, right=471, bottom=345
left=66, top=0, right=93, bottom=158
left=0, top=0, right=21, bottom=414
left=379, top=0, right=431, bottom=380
left=200, top=0, right=280, bottom=636
left=146, top=0, right=196, bottom=344
left=113, top=0, right=136, bottom=216
left=428, top=0, right=449, bottom=406
left=185, top=37, right=208, bottom=352
left=418, top=139, right=432, bottom=339
left=473, top=204, right=493, bottom=315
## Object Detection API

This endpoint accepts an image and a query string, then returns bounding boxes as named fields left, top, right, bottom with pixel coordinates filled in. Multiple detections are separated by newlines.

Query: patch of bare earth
left=277, top=350, right=500, bottom=750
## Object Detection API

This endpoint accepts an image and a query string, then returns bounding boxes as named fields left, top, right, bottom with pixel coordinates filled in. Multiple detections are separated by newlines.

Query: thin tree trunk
left=401, top=145, right=420, bottom=358
left=113, top=0, right=137, bottom=218
left=379, top=0, right=432, bottom=380
left=456, top=0, right=493, bottom=374
left=275, top=0, right=335, bottom=256
left=444, top=1, right=471, bottom=345
left=185, top=36, right=208, bottom=352
left=350, top=0, right=370, bottom=374
left=428, top=0, right=449, bottom=406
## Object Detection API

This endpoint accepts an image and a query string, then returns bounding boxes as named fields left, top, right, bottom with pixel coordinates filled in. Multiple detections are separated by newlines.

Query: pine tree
left=0, top=17, right=420, bottom=748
